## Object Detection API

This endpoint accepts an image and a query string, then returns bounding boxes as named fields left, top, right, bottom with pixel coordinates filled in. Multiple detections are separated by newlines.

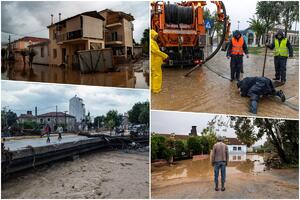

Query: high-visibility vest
left=274, top=38, right=288, bottom=57
left=231, top=37, right=244, bottom=55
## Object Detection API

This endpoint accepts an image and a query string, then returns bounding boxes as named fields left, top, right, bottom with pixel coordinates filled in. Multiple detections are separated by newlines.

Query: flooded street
left=151, top=153, right=299, bottom=199
left=151, top=51, right=298, bottom=119
left=2, top=150, right=149, bottom=199
left=1, top=59, right=149, bottom=89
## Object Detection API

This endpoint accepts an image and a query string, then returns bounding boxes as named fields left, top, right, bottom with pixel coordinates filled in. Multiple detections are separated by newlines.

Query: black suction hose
left=185, top=1, right=227, bottom=77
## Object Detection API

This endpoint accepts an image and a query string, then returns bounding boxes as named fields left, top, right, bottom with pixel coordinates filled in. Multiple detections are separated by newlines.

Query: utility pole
left=237, top=21, right=240, bottom=31
left=55, top=105, right=58, bottom=128
left=64, top=111, right=67, bottom=131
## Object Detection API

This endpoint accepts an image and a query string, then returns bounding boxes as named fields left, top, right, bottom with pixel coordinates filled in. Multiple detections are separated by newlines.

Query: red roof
left=37, top=112, right=75, bottom=118
left=16, top=37, right=49, bottom=43
left=224, top=138, right=244, bottom=145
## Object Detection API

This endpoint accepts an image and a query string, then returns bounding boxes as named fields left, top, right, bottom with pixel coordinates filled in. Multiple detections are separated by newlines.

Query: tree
left=105, top=110, right=120, bottom=133
left=1, top=48, right=7, bottom=60
left=1, top=109, right=17, bottom=129
left=187, top=136, right=202, bottom=155
left=233, top=117, right=258, bottom=147
left=248, top=16, right=265, bottom=47
left=230, top=117, right=298, bottom=164
left=94, top=115, right=105, bottom=128
left=140, top=28, right=149, bottom=54
left=174, top=140, right=185, bottom=158
left=128, top=101, right=149, bottom=125
left=255, top=1, right=281, bottom=43
left=279, top=1, right=299, bottom=37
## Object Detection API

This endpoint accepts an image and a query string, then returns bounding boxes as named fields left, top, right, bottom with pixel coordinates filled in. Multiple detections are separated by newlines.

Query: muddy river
left=2, top=150, right=149, bottom=199
left=1, top=59, right=149, bottom=89
left=151, top=153, right=299, bottom=199
left=151, top=52, right=298, bottom=119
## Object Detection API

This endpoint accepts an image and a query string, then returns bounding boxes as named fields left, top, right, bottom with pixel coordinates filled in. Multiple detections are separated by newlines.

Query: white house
left=224, top=137, right=247, bottom=153
left=28, top=41, right=49, bottom=65
left=69, top=95, right=86, bottom=122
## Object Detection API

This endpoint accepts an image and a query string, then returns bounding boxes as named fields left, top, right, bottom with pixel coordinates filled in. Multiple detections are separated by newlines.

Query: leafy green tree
left=231, top=117, right=298, bottom=164
left=279, top=1, right=299, bottom=37
left=187, top=136, right=202, bottom=155
left=233, top=117, right=258, bottom=147
left=105, top=110, right=120, bottom=132
left=1, top=48, right=7, bottom=60
left=94, top=115, right=105, bottom=128
left=174, top=140, right=185, bottom=158
left=23, top=121, right=39, bottom=129
left=1, top=109, right=17, bottom=129
left=128, top=101, right=149, bottom=124
left=248, top=16, right=265, bottom=47
left=255, top=1, right=281, bottom=43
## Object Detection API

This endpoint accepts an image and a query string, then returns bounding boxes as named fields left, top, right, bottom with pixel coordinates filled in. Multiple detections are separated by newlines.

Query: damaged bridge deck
left=2, top=134, right=149, bottom=176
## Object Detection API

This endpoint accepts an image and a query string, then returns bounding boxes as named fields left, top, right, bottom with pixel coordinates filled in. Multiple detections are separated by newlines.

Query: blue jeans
left=214, top=161, right=226, bottom=185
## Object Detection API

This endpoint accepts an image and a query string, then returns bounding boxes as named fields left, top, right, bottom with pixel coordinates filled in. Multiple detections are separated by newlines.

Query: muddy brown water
left=1, top=59, right=149, bottom=89
left=151, top=153, right=299, bottom=199
left=2, top=150, right=149, bottom=199
left=151, top=52, right=298, bottom=119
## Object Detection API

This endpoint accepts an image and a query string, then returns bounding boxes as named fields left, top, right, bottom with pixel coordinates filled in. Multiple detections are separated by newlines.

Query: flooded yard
left=151, top=51, right=298, bottom=119
left=1, top=59, right=149, bottom=89
left=2, top=150, right=149, bottom=199
left=151, top=153, right=299, bottom=199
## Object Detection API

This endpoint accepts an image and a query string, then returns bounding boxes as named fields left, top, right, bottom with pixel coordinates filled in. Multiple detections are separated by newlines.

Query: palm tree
left=248, top=16, right=265, bottom=47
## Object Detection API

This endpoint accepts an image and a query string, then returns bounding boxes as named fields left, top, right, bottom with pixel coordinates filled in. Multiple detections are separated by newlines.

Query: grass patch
left=248, top=47, right=264, bottom=55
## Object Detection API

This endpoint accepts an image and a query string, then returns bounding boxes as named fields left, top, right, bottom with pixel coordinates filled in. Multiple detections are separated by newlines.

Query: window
left=233, top=146, right=237, bottom=151
left=53, top=49, right=57, bottom=58
left=41, top=47, right=44, bottom=57
left=112, top=32, right=118, bottom=41
left=238, top=147, right=241, bottom=151
left=233, top=155, right=236, bottom=160
left=47, top=118, right=50, bottom=121
left=238, top=156, right=241, bottom=160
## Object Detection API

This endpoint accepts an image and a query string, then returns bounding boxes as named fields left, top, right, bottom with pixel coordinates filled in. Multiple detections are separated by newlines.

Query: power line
left=1, top=28, right=48, bottom=37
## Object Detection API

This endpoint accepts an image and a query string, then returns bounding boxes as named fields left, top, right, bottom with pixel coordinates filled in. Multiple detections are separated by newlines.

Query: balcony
left=106, top=18, right=123, bottom=28
left=105, top=34, right=123, bottom=45
left=56, top=30, right=83, bottom=43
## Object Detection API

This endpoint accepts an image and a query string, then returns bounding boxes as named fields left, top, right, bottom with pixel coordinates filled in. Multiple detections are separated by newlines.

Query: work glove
left=163, top=58, right=169, bottom=63
left=226, top=56, right=230, bottom=59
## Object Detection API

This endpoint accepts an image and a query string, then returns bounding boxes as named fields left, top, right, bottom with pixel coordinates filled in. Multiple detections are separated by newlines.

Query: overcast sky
left=1, top=81, right=149, bottom=117
left=1, top=1, right=149, bottom=44
left=151, top=110, right=266, bottom=146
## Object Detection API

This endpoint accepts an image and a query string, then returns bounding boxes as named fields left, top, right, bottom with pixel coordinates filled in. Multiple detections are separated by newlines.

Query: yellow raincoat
left=151, top=29, right=168, bottom=93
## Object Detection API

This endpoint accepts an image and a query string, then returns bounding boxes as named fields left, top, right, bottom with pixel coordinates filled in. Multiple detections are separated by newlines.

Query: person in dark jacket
left=267, top=30, right=293, bottom=84
left=237, top=77, right=286, bottom=114
left=227, top=30, right=249, bottom=81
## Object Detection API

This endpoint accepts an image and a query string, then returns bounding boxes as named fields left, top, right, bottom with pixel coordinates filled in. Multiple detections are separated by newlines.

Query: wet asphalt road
left=151, top=51, right=298, bottom=119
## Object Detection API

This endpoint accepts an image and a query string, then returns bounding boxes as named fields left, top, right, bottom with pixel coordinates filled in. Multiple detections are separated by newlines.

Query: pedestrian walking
left=266, top=30, right=293, bottom=84
left=211, top=136, right=229, bottom=191
left=226, top=30, right=249, bottom=81
left=44, top=124, right=51, bottom=143
left=57, top=126, right=63, bottom=141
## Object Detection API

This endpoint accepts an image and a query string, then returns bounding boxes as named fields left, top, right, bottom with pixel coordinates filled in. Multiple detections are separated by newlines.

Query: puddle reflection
left=1, top=60, right=149, bottom=89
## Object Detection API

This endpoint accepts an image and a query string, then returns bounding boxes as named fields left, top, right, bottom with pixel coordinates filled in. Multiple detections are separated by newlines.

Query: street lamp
left=64, top=111, right=68, bottom=132
left=238, top=21, right=240, bottom=31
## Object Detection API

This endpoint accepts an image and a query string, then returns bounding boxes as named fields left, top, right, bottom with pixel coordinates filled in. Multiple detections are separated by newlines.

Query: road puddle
left=151, top=51, right=298, bottom=119
left=152, top=153, right=266, bottom=183
left=1, top=59, right=149, bottom=89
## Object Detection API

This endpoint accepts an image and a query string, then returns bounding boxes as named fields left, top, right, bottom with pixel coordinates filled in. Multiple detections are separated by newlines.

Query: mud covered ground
left=2, top=150, right=149, bottom=199
left=151, top=154, right=299, bottom=199
left=151, top=51, right=298, bottom=119
left=1, top=59, right=149, bottom=89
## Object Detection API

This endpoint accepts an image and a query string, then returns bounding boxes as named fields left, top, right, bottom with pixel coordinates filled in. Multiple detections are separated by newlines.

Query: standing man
left=267, top=30, right=293, bottom=84
left=151, top=29, right=168, bottom=93
left=57, top=125, right=63, bottom=141
left=211, top=136, right=229, bottom=191
left=227, top=30, right=249, bottom=81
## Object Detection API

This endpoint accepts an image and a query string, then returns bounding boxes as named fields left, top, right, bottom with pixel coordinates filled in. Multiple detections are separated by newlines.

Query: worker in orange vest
left=226, top=30, right=249, bottom=81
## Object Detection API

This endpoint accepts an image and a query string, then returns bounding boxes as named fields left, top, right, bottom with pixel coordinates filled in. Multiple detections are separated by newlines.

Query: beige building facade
left=99, top=9, right=134, bottom=62
left=48, top=11, right=105, bottom=68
